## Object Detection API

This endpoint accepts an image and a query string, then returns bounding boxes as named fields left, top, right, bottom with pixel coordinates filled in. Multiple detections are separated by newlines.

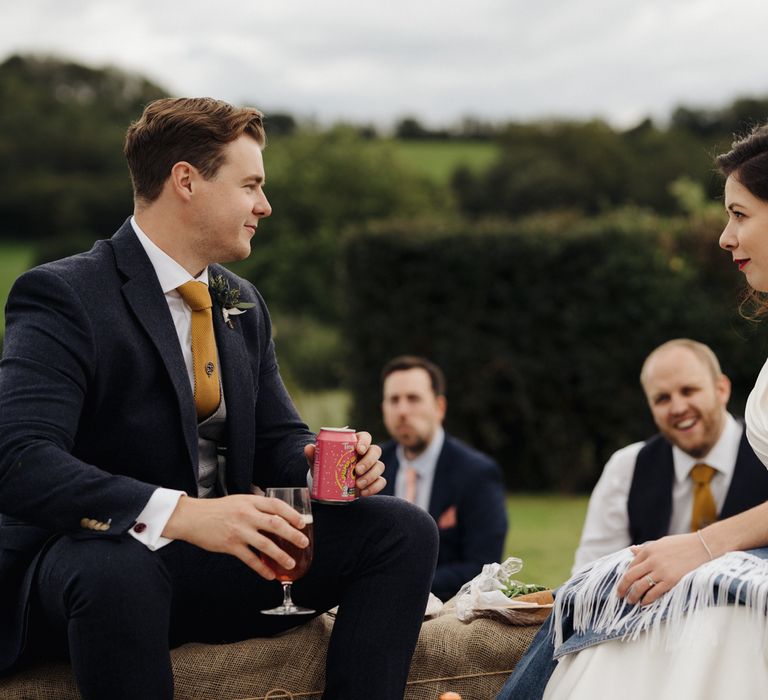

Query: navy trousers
left=28, top=496, right=438, bottom=700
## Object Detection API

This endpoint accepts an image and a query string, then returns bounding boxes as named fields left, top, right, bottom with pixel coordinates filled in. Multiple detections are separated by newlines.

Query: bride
left=498, top=124, right=768, bottom=699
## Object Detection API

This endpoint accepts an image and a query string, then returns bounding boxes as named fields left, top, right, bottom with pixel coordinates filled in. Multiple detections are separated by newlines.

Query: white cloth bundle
left=453, top=557, right=551, bottom=623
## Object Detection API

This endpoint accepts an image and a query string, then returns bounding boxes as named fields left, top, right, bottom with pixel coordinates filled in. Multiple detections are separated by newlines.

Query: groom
left=0, top=97, right=438, bottom=699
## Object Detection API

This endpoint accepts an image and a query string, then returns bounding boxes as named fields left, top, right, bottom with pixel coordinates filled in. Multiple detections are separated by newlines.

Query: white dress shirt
left=394, top=427, right=445, bottom=512
left=572, top=413, right=743, bottom=573
left=127, top=217, right=208, bottom=550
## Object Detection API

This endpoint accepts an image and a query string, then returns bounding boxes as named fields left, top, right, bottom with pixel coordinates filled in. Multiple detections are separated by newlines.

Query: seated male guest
left=573, top=338, right=768, bottom=574
left=379, top=356, right=508, bottom=601
left=498, top=338, right=768, bottom=699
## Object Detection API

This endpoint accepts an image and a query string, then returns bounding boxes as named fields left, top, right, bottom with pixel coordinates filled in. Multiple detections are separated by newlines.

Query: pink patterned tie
left=403, top=466, right=418, bottom=503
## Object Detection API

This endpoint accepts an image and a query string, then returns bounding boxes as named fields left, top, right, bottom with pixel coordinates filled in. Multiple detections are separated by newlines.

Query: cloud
left=2, top=0, right=768, bottom=128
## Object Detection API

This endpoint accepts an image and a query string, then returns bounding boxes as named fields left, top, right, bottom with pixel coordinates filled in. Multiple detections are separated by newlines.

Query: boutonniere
left=209, top=274, right=255, bottom=328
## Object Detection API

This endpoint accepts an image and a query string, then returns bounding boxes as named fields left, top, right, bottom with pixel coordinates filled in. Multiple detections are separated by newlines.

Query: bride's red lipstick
left=735, top=258, right=750, bottom=271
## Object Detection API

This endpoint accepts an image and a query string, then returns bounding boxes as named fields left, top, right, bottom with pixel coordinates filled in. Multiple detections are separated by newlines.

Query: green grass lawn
left=0, top=243, right=36, bottom=334
left=504, top=494, right=589, bottom=589
left=390, top=139, right=500, bottom=184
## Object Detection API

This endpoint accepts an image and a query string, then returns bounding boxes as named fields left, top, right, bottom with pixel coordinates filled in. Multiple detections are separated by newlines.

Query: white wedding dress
left=544, top=606, right=768, bottom=699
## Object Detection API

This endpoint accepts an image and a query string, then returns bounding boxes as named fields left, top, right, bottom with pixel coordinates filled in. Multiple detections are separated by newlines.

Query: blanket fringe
left=553, top=549, right=768, bottom=652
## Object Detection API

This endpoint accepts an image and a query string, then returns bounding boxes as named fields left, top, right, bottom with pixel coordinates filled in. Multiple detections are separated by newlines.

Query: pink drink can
left=310, top=427, right=358, bottom=503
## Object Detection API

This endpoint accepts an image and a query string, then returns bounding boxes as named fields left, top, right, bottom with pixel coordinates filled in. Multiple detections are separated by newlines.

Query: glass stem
left=281, top=582, right=293, bottom=609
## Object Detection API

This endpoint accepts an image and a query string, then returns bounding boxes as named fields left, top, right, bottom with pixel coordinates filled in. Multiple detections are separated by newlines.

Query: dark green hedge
left=342, top=211, right=768, bottom=491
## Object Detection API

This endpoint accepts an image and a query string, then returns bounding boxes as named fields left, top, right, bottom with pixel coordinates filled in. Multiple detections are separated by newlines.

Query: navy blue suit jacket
left=380, top=434, right=508, bottom=601
left=0, top=220, right=313, bottom=672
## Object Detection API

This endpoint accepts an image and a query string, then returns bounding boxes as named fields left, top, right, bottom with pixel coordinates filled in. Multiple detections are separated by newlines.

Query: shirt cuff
left=128, top=488, right=186, bottom=551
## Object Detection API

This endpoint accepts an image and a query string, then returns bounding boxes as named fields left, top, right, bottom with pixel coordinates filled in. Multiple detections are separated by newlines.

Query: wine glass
left=260, top=486, right=315, bottom=615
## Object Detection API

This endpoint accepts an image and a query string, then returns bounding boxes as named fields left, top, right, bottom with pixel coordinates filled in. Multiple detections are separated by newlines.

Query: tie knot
left=177, top=281, right=212, bottom=311
left=690, top=463, right=716, bottom=485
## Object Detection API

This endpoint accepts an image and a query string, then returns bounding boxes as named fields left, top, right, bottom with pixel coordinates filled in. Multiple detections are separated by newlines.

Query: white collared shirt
left=572, top=413, right=742, bottom=573
left=394, top=427, right=445, bottom=512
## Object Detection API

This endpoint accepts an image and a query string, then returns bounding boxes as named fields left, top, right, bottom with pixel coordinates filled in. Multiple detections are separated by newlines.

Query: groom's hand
left=303, top=430, right=386, bottom=497
left=162, top=494, right=310, bottom=579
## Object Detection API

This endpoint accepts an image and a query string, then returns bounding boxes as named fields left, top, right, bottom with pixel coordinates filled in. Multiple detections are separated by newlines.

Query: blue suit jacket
left=380, top=434, right=508, bottom=601
left=0, top=219, right=313, bottom=672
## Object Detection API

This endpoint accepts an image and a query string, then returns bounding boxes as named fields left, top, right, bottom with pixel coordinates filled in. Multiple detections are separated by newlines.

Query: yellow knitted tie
left=690, top=463, right=717, bottom=531
left=176, top=281, right=220, bottom=420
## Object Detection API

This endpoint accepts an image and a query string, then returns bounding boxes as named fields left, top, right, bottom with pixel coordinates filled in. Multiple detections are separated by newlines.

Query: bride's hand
left=616, top=533, right=712, bottom=605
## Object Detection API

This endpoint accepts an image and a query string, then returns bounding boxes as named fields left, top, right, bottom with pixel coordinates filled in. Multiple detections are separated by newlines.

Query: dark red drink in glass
left=260, top=520, right=314, bottom=581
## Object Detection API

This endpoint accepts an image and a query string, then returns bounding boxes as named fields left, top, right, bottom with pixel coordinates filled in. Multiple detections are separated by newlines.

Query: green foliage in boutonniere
left=209, top=274, right=256, bottom=328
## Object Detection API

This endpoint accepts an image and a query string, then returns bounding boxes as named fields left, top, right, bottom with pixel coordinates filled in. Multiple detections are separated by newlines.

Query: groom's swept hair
left=124, top=97, right=265, bottom=204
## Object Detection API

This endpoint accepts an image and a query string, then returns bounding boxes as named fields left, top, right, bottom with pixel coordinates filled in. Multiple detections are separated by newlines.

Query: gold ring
left=646, top=575, right=656, bottom=587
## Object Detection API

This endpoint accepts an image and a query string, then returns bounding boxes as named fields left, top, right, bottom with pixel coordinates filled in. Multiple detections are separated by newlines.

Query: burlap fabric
left=403, top=613, right=540, bottom=699
left=0, top=612, right=541, bottom=699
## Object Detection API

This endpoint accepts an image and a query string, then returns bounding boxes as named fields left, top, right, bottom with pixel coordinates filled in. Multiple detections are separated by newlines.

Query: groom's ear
left=169, top=161, right=197, bottom=201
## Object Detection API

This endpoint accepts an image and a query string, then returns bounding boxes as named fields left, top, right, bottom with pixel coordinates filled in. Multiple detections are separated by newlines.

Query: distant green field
left=292, top=389, right=352, bottom=433
left=504, top=494, right=588, bottom=589
left=390, top=139, right=500, bottom=184
left=0, top=244, right=35, bottom=334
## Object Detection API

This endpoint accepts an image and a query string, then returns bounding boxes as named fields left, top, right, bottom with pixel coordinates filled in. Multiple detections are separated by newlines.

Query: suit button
left=133, top=522, right=147, bottom=534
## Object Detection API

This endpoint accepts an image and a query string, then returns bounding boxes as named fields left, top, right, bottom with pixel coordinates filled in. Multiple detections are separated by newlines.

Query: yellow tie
left=176, top=281, right=221, bottom=420
left=403, top=466, right=418, bottom=504
left=690, top=463, right=717, bottom=531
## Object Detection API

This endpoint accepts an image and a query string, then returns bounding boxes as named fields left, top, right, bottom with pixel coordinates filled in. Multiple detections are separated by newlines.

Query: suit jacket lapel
left=209, top=267, right=256, bottom=489
left=429, top=434, right=456, bottom=520
left=380, top=442, right=399, bottom=496
left=428, top=439, right=452, bottom=519
left=110, top=221, right=199, bottom=468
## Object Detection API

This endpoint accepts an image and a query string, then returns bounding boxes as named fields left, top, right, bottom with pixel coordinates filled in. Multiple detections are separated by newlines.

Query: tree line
left=2, top=52, right=765, bottom=252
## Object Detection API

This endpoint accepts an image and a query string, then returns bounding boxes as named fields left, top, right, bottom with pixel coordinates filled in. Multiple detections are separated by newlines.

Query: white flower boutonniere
left=209, top=274, right=256, bottom=328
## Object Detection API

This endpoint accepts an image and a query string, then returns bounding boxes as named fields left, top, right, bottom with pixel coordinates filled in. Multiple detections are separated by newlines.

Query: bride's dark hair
left=717, top=124, right=768, bottom=317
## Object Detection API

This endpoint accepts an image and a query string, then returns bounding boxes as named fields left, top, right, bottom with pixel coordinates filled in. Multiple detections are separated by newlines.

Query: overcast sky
left=3, top=0, right=768, bottom=129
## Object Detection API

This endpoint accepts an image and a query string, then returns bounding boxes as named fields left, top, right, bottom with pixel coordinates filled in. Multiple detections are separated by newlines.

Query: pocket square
left=437, top=505, right=457, bottom=529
